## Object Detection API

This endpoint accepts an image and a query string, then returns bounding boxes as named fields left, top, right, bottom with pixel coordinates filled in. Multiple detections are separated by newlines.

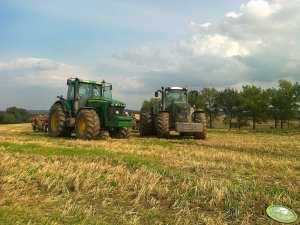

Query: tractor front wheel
left=109, top=127, right=131, bottom=139
left=49, top=103, right=72, bottom=137
left=139, top=109, right=153, bottom=136
left=194, top=112, right=206, bottom=140
left=75, top=109, right=100, bottom=140
left=157, top=112, right=169, bottom=138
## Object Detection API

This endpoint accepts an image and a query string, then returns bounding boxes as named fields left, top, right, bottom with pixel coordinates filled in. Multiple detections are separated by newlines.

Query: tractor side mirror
left=155, top=91, right=158, bottom=98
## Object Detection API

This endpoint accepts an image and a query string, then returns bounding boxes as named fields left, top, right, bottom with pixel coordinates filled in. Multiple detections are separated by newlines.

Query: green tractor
left=139, top=87, right=206, bottom=139
left=48, top=78, right=132, bottom=140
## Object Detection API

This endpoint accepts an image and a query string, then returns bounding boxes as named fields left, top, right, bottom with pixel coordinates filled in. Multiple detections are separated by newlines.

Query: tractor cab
left=66, top=78, right=114, bottom=113
left=67, top=78, right=112, bottom=100
left=155, top=87, right=188, bottom=108
left=164, top=87, right=188, bottom=105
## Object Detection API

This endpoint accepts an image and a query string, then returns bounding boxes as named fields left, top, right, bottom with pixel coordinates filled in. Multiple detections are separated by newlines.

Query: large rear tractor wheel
left=75, top=109, right=100, bottom=140
left=139, top=109, right=153, bottom=136
left=109, top=127, right=131, bottom=139
left=194, top=112, right=206, bottom=140
left=157, top=112, right=169, bottom=138
left=49, top=103, right=72, bottom=137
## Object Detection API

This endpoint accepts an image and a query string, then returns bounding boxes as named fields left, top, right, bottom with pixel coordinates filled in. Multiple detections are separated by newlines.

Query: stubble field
left=0, top=124, right=299, bottom=225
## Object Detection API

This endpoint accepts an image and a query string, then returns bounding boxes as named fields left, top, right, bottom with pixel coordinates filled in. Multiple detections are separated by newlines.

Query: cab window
left=79, top=83, right=90, bottom=96
left=67, top=84, right=74, bottom=100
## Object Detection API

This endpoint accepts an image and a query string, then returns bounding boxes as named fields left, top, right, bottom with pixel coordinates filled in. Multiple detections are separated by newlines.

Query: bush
left=0, top=107, right=32, bottom=124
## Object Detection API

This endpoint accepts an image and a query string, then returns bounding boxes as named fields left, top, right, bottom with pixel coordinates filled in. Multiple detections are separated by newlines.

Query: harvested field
left=0, top=124, right=299, bottom=224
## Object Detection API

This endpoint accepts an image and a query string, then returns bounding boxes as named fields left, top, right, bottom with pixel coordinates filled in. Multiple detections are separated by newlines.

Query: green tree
left=217, top=88, right=240, bottom=129
left=141, top=97, right=160, bottom=110
left=276, top=80, right=299, bottom=128
left=241, top=85, right=267, bottom=129
left=188, top=90, right=203, bottom=108
left=199, top=88, right=219, bottom=128
left=0, top=111, right=5, bottom=123
left=6, top=107, right=31, bottom=123
left=295, top=82, right=300, bottom=126
left=0, top=107, right=32, bottom=124
left=265, top=88, right=280, bottom=129
left=1, top=113, right=17, bottom=124
left=234, top=93, right=248, bottom=129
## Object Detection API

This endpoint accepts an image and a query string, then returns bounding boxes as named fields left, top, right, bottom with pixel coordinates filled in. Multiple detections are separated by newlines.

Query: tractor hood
left=86, top=97, right=132, bottom=128
left=87, top=97, right=126, bottom=107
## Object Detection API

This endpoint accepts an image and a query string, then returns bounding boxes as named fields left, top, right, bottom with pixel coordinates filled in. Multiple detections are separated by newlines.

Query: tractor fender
left=53, top=100, right=72, bottom=117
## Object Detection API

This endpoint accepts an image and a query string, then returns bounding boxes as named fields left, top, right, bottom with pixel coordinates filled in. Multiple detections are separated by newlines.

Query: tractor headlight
left=115, top=110, right=119, bottom=115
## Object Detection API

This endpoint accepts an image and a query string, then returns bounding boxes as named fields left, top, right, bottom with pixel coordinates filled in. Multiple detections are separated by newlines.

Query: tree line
left=190, top=80, right=300, bottom=129
left=142, top=80, right=300, bottom=129
left=0, top=107, right=32, bottom=124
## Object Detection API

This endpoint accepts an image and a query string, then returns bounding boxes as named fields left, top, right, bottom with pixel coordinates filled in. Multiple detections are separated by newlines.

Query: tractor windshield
left=78, top=83, right=112, bottom=99
left=165, top=90, right=187, bottom=104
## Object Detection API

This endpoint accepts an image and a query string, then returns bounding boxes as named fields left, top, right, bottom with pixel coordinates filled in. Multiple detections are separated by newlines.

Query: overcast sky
left=1, top=0, right=299, bottom=110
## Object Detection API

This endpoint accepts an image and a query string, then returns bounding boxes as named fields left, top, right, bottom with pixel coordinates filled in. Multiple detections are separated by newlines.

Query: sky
left=0, top=0, right=300, bottom=110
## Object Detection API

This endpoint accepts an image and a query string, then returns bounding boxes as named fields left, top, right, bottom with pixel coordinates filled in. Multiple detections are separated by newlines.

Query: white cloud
left=190, top=21, right=211, bottom=28
left=0, top=58, right=93, bottom=109
left=2, top=0, right=300, bottom=110
left=240, top=0, right=281, bottom=18
left=226, top=11, right=241, bottom=18
left=0, top=58, right=89, bottom=87
left=112, top=0, right=300, bottom=108
left=0, top=58, right=59, bottom=71
left=179, top=34, right=251, bottom=57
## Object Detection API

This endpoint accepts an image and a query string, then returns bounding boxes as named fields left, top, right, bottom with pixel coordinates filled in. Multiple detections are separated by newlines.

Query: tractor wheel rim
left=51, top=112, right=58, bottom=131
left=78, top=117, right=86, bottom=136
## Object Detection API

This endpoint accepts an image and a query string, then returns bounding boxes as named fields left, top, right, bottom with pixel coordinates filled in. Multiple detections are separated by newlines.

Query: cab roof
left=166, top=86, right=188, bottom=91
left=67, top=77, right=111, bottom=85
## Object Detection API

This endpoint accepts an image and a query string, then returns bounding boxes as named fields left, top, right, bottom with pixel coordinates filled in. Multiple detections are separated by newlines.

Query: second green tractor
left=139, top=86, right=206, bottom=139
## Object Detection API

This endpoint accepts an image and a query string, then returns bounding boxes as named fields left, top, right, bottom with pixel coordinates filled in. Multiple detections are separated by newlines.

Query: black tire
left=139, top=109, right=153, bottom=136
left=157, top=112, right=169, bottom=138
left=49, top=103, right=72, bottom=137
left=32, top=124, right=37, bottom=132
left=194, top=112, right=206, bottom=140
left=109, top=127, right=131, bottom=139
left=75, top=109, right=100, bottom=140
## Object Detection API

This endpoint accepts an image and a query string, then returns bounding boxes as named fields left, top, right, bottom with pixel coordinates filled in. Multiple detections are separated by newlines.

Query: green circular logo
left=266, top=205, right=297, bottom=223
